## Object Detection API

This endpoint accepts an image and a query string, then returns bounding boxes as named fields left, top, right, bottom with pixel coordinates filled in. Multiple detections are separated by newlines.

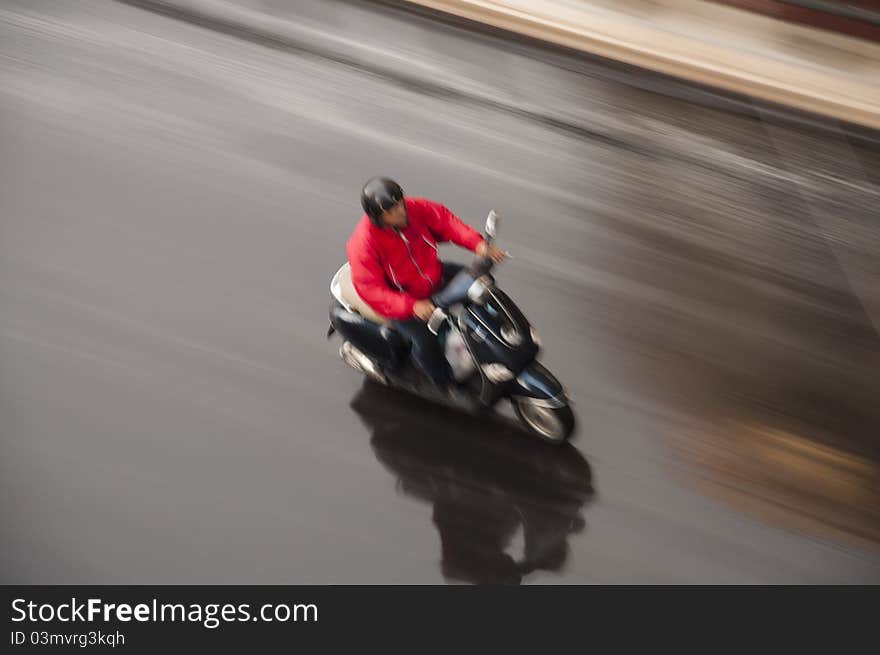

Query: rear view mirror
left=485, top=210, right=500, bottom=239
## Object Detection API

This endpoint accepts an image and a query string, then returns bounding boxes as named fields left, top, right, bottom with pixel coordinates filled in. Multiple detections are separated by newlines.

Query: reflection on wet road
left=355, top=382, right=593, bottom=584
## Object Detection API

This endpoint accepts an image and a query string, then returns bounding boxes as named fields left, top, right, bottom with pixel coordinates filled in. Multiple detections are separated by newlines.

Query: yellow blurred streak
left=670, top=422, right=880, bottom=548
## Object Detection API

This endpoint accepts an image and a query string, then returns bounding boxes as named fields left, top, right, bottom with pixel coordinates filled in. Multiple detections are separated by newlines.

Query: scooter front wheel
left=513, top=397, right=575, bottom=444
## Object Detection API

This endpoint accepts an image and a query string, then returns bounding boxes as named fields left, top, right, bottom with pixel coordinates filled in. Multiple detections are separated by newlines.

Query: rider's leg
left=391, top=318, right=452, bottom=387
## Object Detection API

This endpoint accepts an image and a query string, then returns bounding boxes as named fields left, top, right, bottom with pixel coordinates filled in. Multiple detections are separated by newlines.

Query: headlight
left=530, top=326, right=542, bottom=346
left=481, top=363, right=514, bottom=383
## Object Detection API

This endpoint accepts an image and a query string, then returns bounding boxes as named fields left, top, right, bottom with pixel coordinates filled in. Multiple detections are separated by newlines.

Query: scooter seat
left=332, top=263, right=390, bottom=326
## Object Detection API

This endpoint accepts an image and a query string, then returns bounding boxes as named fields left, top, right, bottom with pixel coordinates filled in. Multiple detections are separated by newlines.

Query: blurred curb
left=708, top=0, right=880, bottom=42
left=400, top=0, right=880, bottom=129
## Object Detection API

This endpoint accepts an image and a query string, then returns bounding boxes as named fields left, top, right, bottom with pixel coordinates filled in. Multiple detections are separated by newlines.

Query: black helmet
left=361, top=177, right=404, bottom=225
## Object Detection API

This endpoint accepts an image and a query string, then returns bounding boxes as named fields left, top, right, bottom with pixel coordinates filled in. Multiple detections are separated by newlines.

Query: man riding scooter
left=346, top=177, right=507, bottom=398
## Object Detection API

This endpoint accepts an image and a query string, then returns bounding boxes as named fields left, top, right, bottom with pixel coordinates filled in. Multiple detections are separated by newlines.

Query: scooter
left=326, top=211, right=575, bottom=443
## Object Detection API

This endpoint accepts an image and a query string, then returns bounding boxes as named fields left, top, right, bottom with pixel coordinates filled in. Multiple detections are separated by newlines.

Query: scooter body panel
left=329, top=300, right=408, bottom=369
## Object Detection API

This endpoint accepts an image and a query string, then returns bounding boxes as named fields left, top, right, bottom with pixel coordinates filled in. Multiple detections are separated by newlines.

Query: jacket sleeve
left=419, top=199, right=484, bottom=252
left=347, top=238, right=418, bottom=320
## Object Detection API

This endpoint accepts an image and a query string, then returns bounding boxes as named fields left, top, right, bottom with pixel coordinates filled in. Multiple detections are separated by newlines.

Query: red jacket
left=346, top=197, right=484, bottom=320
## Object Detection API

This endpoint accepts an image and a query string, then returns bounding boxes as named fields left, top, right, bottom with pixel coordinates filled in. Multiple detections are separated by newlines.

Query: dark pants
left=392, top=262, right=464, bottom=387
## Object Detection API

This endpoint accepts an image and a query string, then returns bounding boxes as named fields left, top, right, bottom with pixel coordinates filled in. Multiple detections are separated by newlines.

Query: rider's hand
left=476, top=241, right=509, bottom=264
left=413, top=299, right=436, bottom=322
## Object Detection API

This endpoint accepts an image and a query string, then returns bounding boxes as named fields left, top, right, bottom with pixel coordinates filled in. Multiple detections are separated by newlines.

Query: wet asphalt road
left=1, top=0, right=879, bottom=583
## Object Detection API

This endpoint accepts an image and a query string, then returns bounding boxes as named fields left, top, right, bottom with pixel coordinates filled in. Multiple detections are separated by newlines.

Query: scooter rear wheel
left=513, top=397, right=575, bottom=444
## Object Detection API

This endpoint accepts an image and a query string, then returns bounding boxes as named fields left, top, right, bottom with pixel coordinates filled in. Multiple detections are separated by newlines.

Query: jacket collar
left=366, top=216, right=413, bottom=238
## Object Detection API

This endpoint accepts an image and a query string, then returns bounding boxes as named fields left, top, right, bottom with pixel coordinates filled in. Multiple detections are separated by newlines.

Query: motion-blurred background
left=1, top=0, right=878, bottom=583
